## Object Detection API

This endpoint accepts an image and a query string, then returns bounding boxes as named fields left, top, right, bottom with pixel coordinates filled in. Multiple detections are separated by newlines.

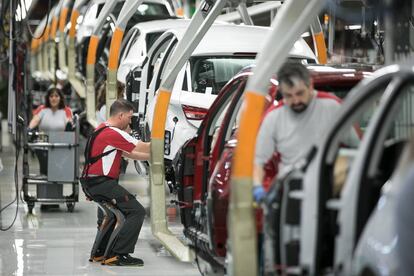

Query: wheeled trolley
left=23, top=116, right=80, bottom=213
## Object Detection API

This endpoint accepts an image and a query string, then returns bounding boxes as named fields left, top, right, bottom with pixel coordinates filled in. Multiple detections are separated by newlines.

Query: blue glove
left=253, top=186, right=266, bottom=202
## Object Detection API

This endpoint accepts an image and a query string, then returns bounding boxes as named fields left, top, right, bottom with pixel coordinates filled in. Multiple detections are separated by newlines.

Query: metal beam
left=217, top=1, right=282, bottom=23
left=229, top=0, right=326, bottom=275
left=237, top=2, right=254, bottom=25
left=67, top=0, right=89, bottom=98
left=57, top=0, right=73, bottom=73
left=106, top=0, right=145, bottom=119
left=148, top=0, right=232, bottom=264
left=85, top=0, right=119, bottom=127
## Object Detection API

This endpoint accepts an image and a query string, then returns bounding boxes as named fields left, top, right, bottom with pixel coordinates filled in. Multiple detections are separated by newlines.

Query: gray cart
left=23, top=116, right=80, bottom=213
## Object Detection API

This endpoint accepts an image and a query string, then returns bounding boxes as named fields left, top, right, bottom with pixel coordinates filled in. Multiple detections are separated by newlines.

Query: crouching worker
left=80, top=99, right=150, bottom=266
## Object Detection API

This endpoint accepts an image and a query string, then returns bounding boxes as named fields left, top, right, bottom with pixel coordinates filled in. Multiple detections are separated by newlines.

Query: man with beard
left=253, top=62, right=342, bottom=201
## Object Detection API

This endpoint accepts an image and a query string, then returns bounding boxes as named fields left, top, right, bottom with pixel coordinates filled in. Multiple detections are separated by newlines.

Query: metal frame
left=58, top=0, right=73, bottom=74
left=85, top=0, right=121, bottom=127
left=228, top=0, right=326, bottom=275
left=105, top=0, right=145, bottom=119
left=148, top=0, right=232, bottom=264
left=146, top=0, right=329, bottom=270
left=67, top=0, right=89, bottom=98
left=48, top=1, right=64, bottom=82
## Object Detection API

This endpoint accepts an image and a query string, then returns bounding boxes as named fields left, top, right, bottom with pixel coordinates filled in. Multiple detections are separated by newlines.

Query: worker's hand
left=253, top=186, right=266, bottom=202
left=27, top=128, right=37, bottom=142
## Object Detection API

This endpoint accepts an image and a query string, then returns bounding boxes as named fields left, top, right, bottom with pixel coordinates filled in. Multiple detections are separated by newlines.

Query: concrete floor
left=0, top=122, right=200, bottom=276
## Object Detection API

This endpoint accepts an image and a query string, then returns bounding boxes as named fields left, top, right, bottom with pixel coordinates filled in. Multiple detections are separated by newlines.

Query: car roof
left=233, top=64, right=371, bottom=86
left=128, top=18, right=191, bottom=34
left=307, top=64, right=373, bottom=85
left=162, top=24, right=316, bottom=59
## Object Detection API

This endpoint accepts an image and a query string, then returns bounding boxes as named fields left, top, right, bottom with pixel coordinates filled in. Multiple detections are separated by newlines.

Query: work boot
left=89, top=249, right=105, bottom=262
left=103, top=254, right=144, bottom=266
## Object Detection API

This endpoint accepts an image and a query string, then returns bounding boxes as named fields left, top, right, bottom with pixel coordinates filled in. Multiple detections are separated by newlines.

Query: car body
left=140, top=24, right=317, bottom=181
left=173, top=64, right=368, bottom=268
left=117, top=18, right=190, bottom=85
left=76, top=0, right=174, bottom=45
left=75, top=0, right=175, bottom=78
left=271, top=64, right=414, bottom=276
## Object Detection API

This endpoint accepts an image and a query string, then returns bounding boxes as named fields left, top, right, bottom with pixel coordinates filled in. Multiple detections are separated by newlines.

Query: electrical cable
left=0, top=11, right=27, bottom=230
left=0, top=125, right=21, bottom=231
left=22, top=0, right=52, bottom=40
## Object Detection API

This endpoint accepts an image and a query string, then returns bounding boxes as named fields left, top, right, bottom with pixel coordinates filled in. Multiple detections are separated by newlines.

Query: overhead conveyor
left=48, top=1, right=65, bottom=83
left=67, top=0, right=89, bottom=98
left=148, top=0, right=234, bottom=264
left=215, top=1, right=328, bottom=64
left=105, top=0, right=146, bottom=119
left=85, top=0, right=147, bottom=126
left=147, top=0, right=328, bottom=271
left=43, top=10, right=54, bottom=81
left=310, top=16, right=327, bottom=64
left=40, top=17, right=49, bottom=79
left=85, top=0, right=122, bottom=127
left=216, top=1, right=282, bottom=22
left=58, top=0, right=73, bottom=74
left=31, top=17, right=48, bottom=80
left=229, top=0, right=326, bottom=275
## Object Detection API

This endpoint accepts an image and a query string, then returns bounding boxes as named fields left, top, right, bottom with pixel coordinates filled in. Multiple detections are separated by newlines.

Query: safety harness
left=80, top=126, right=133, bottom=204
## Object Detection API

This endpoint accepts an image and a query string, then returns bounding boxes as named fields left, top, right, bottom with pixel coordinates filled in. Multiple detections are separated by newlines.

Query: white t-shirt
left=38, top=108, right=71, bottom=131
left=96, top=105, right=106, bottom=124
left=255, top=92, right=358, bottom=175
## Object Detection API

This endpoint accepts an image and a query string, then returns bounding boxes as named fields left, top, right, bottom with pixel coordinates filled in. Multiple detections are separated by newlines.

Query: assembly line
left=1, top=0, right=413, bottom=275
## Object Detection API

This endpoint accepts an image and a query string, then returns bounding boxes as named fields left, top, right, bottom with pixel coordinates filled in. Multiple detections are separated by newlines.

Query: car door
left=141, top=32, right=178, bottom=125
left=173, top=78, right=244, bottom=228
left=335, top=69, right=414, bottom=275
left=179, top=56, right=255, bottom=128
left=297, top=67, right=405, bottom=275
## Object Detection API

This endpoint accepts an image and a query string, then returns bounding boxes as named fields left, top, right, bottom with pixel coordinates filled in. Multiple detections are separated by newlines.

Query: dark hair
left=96, top=82, right=106, bottom=111
left=277, top=62, right=311, bottom=87
left=45, top=86, right=66, bottom=109
left=109, top=99, right=135, bottom=116
left=96, top=81, right=126, bottom=111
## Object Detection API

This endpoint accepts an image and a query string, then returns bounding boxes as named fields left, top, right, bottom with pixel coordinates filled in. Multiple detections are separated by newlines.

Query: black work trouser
left=86, top=177, right=146, bottom=255
left=34, top=149, right=48, bottom=175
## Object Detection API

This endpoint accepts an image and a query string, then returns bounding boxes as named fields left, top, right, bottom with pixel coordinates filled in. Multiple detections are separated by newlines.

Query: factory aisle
left=0, top=122, right=200, bottom=276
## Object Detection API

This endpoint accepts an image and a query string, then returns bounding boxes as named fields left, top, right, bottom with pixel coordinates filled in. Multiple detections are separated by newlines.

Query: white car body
left=76, top=0, right=175, bottom=45
left=142, top=24, right=317, bottom=162
left=117, top=19, right=190, bottom=84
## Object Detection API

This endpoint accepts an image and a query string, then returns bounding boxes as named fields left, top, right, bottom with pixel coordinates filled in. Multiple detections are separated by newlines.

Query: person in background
left=96, top=82, right=107, bottom=124
left=96, top=81, right=126, bottom=124
left=253, top=63, right=348, bottom=201
left=28, top=85, right=73, bottom=174
left=29, top=85, right=72, bottom=132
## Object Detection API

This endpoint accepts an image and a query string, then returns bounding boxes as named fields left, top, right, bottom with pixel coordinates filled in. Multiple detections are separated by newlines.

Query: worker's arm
left=252, top=111, right=278, bottom=201
left=122, top=141, right=150, bottom=160
left=252, top=163, right=266, bottom=201
left=253, top=163, right=265, bottom=187
left=28, top=114, right=41, bottom=129
left=254, top=111, right=277, bottom=187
